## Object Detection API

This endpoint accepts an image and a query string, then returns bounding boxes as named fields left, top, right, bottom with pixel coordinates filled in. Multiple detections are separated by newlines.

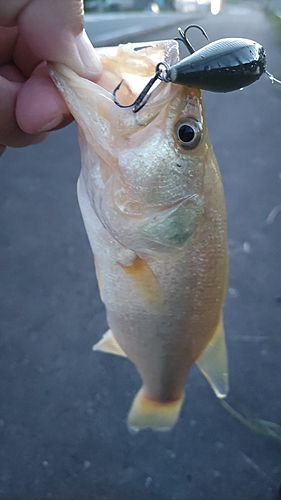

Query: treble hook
left=112, top=24, right=210, bottom=113
left=174, top=24, right=209, bottom=54
left=113, top=62, right=170, bottom=113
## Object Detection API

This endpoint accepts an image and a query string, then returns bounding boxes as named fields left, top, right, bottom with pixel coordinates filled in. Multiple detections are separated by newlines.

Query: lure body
left=51, top=39, right=229, bottom=431
left=113, top=33, right=268, bottom=112
left=168, top=38, right=266, bottom=92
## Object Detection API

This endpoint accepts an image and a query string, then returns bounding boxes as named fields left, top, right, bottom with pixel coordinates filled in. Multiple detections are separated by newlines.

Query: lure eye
left=174, top=119, right=202, bottom=149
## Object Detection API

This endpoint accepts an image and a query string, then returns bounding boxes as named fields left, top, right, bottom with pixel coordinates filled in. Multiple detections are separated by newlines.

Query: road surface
left=0, top=4, right=281, bottom=500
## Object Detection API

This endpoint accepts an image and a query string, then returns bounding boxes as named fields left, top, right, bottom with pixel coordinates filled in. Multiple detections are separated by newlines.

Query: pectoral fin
left=93, top=329, right=127, bottom=357
left=196, top=317, right=228, bottom=398
left=119, top=256, right=165, bottom=312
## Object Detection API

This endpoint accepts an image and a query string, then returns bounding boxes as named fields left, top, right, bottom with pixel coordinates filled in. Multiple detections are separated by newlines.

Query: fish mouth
left=49, top=38, right=182, bottom=141
left=95, top=39, right=180, bottom=111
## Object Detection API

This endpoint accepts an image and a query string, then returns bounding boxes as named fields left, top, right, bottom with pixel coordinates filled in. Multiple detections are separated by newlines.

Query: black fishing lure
left=113, top=24, right=280, bottom=113
left=168, top=24, right=266, bottom=92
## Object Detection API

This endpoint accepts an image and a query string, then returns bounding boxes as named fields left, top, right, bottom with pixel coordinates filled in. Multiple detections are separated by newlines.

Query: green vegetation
left=265, top=9, right=281, bottom=47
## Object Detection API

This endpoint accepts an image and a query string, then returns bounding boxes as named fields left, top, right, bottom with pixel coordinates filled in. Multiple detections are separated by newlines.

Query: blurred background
left=84, top=0, right=226, bottom=16
left=84, top=0, right=221, bottom=15
left=84, top=0, right=280, bottom=17
left=0, top=0, right=281, bottom=499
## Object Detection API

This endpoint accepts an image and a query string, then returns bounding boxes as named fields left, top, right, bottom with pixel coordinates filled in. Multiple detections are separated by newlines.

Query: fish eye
left=174, top=119, right=202, bottom=150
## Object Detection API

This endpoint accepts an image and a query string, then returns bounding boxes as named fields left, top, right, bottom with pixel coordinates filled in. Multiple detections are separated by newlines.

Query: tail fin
left=127, top=388, right=184, bottom=432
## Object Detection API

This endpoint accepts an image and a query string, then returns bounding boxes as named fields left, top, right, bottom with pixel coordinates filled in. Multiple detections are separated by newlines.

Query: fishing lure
left=113, top=24, right=280, bottom=112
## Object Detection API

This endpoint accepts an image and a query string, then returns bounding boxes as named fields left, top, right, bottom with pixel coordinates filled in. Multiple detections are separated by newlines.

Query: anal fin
left=196, top=316, right=228, bottom=398
left=93, top=329, right=127, bottom=357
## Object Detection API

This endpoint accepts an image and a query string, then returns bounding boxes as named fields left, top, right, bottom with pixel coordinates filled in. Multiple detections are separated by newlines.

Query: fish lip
left=96, top=39, right=180, bottom=103
left=49, top=41, right=181, bottom=134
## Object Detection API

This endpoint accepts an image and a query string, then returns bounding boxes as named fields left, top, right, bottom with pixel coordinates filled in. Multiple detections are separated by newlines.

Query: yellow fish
left=50, top=38, right=229, bottom=431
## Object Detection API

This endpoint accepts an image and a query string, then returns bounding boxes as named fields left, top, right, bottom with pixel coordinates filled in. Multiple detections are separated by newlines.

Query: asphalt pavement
left=0, top=4, right=281, bottom=500
left=84, top=11, right=201, bottom=46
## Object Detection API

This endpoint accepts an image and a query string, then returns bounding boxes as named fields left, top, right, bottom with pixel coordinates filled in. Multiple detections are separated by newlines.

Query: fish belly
left=77, top=172, right=228, bottom=424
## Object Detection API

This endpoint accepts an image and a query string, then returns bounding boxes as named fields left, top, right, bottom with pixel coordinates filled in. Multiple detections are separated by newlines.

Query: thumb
left=19, top=0, right=102, bottom=79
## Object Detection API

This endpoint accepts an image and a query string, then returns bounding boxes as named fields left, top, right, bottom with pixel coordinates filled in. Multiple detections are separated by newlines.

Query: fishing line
left=265, top=70, right=281, bottom=85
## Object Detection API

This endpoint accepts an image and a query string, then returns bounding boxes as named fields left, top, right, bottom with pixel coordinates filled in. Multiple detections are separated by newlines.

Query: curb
left=85, top=12, right=199, bottom=46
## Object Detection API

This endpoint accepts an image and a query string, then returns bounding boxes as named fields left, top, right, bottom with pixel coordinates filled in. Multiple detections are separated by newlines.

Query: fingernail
left=38, top=115, right=63, bottom=132
left=76, top=30, right=102, bottom=75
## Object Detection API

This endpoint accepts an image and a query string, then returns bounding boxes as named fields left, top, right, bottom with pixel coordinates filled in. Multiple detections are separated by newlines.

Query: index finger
left=19, top=0, right=102, bottom=79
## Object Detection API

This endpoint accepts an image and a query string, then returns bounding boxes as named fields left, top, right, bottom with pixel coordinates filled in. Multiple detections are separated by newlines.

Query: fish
left=50, top=38, right=229, bottom=431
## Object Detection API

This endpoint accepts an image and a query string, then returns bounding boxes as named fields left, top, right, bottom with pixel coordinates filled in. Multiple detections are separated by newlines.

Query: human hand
left=0, top=0, right=102, bottom=155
